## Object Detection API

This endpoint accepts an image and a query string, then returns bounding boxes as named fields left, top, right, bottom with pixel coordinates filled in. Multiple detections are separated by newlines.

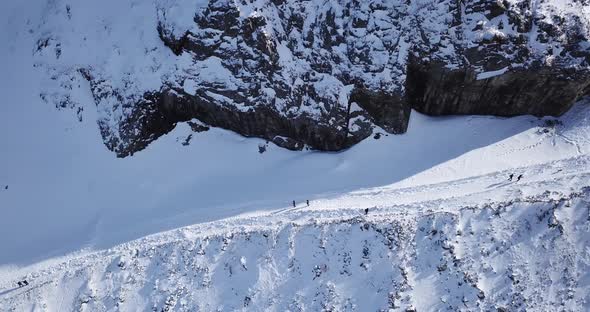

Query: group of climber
left=17, top=280, right=28, bottom=288
left=508, top=173, right=524, bottom=182
left=292, top=199, right=310, bottom=207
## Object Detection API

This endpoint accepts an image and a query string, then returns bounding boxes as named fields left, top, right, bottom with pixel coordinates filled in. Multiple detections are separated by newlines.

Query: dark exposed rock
left=478, top=290, right=486, bottom=300
left=99, top=92, right=178, bottom=158
left=407, top=59, right=590, bottom=117
left=157, top=88, right=363, bottom=152
left=350, top=88, right=409, bottom=134
left=181, top=134, right=192, bottom=146
left=187, top=121, right=209, bottom=133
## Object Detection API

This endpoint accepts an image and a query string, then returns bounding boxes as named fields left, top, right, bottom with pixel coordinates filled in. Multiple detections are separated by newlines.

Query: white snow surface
left=476, top=67, right=510, bottom=80
left=2, top=0, right=590, bottom=310
left=1, top=114, right=590, bottom=310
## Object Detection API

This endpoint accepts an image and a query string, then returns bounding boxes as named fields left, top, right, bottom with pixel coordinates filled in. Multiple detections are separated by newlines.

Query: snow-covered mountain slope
left=3, top=0, right=589, bottom=156
left=1, top=91, right=590, bottom=310
left=0, top=76, right=588, bottom=267
left=1, top=150, right=590, bottom=310
left=2, top=1, right=590, bottom=310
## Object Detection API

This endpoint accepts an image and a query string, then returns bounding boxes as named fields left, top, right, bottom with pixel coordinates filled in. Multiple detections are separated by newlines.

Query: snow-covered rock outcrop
left=30, top=0, right=590, bottom=156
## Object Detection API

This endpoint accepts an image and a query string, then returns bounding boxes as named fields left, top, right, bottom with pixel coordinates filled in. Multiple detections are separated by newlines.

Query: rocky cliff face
left=407, top=0, right=590, bottom=117
left=33, top=0, right=590, bottom=156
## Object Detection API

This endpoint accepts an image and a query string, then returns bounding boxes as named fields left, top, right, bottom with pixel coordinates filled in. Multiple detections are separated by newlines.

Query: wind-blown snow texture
left=21, top=0, right=590, bottom=156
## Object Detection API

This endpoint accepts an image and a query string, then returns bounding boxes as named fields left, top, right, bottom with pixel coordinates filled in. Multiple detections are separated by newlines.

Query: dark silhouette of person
left=292, top=200, right=296, bottom=208
left=17, top=281, right=23, bottom=287
left=517, top=174, right=523, bottom=182
left=22, top=280, right=28, bottom=286
left=364, top=208, right=369, bottom=215
left=306, top=200, right=309, bottom=206
left=508, top=174, right=514, bottom=181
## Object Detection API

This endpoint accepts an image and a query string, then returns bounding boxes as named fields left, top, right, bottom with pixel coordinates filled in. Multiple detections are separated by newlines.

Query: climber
left=517, top=174, right=523, bottom=182
left=22, top=280, right=28, bottom=286
left=508, top=173, right=514, bottom=181
left=306, top=200, right=309, bottom=206
left=17, top=281, right=23, bottom=288
left=292, top=200, right=296, bottom=208
left=364, top=208, right=369, bottom=215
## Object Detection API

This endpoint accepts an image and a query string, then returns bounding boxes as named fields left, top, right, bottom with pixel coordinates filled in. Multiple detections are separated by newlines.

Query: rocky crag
left=34, top=0, right=590, bottom=156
